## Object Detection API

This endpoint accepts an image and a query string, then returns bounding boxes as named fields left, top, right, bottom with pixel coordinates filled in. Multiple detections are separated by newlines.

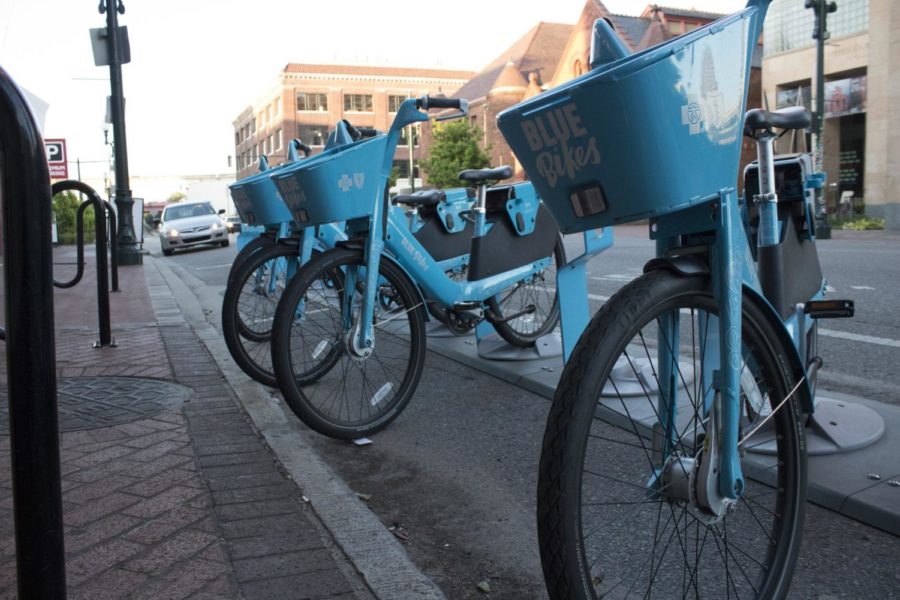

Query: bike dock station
left=424, top=234, right=900, bottom=538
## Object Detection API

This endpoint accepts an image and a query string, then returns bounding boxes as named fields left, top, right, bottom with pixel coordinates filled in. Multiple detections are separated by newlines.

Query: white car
left=158, top=201, right=229, bottom=256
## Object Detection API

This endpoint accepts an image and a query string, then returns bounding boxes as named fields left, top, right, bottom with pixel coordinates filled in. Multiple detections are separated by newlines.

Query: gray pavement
left=0, top=249, right=407, bottom=598
left=2, top=229, right=899, bottom=598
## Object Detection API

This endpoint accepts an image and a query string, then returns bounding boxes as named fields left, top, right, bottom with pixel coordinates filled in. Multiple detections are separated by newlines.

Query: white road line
left=819, top=328, right=900, bottom=349
left=194, top=263, right=233, bottom=271
left=590, top=274, right=640, bottom=282
left=588, top=293, right=610, bottom=302
left=850, top=285, right=875, bottom=291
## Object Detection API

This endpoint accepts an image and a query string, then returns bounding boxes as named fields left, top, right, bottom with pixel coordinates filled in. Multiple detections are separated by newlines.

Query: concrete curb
left=147, top=255, right=446, bottom=600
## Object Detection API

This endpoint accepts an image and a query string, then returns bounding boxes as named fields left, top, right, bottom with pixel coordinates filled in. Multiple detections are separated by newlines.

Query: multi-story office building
left=232, top=65, right=473, bottom=181
left=763, top=0, right=899, bottom=228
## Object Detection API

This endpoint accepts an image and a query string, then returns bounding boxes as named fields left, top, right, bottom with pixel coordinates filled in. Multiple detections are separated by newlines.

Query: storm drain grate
left=0, top=376, right=192, bottom=432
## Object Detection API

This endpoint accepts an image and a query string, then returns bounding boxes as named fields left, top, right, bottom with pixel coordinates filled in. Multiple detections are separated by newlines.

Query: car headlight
left=166, top=228, right=179, bottom=237
left=211, top=222, right=223, bottom=231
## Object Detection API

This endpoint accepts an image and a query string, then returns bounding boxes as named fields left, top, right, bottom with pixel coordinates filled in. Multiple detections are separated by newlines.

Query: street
left=155, top=228, right=900, bottom=599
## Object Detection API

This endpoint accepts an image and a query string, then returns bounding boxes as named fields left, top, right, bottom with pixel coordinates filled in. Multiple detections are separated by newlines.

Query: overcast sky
left=0, top=0, right=745, bottom=182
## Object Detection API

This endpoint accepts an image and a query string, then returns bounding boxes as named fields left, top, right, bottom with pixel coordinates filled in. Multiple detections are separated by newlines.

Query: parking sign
left=45, top=139, right=68, bottom=179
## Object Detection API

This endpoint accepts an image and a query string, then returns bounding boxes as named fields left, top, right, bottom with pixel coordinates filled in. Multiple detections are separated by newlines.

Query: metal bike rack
left=52, top=180, right=119, bottom=347
left=0, top=67, right=68, bottom=598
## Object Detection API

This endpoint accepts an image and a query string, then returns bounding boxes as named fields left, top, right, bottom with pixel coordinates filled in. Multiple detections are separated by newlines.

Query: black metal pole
left=102, top=0, right=142, bottom=265
left=807, top=0, right=837, bottom=239
left=51, top=181, right=114, bottom=347
left=0, top=66, right=68, bottom=599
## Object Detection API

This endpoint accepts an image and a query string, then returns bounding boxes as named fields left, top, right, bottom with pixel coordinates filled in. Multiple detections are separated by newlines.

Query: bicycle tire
left=538, top=270, right=806, bottom=599
left=488, top=234, right=566, bottom=347
left=222, top=242, right=299, bottom=386
left=271, top=246, right=426, bottom=440
left=226, top=233, right=276, bottom=287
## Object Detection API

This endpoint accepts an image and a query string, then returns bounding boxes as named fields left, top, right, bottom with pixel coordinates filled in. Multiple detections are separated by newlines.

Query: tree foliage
left=53, top=191, right=96, bottom=245
left=421, top=119, right=491, bottom=189
left=167, top=192, right=186, bottom=204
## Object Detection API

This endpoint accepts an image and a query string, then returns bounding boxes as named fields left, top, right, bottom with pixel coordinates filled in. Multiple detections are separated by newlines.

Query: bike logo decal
left=276, top=177, right=307, bottom=205
left=338, top=173, right=366, bottom=192
left=681, top=95, right=705, bottom=135
left=518, top=102, right=602, bottom=188
left=400, top=236, right=429, bottom=272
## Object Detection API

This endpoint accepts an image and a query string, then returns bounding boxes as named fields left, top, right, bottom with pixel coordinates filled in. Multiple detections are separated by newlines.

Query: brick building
left=232, top=64, right=474, bottom=181
left=420, top=1, right=761, bottom=185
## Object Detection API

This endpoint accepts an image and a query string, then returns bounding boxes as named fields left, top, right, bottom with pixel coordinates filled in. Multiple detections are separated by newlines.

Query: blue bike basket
left=228, top=165, right=294, bottom=227
left=498, top=8, right=758, bottom=233
left=270, top=136, right=388, bottom=226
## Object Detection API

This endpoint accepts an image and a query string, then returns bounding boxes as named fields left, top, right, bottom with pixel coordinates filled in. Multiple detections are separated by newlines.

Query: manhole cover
left=0, top=377, right=192, bottom=432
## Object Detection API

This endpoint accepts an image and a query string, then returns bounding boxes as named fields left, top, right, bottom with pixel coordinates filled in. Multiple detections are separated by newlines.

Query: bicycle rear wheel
left=538, top=270, right=806, bottom=599
left=227, top=233, right=276, bottom=286
left=271, top=247, right=426, bottom=440
left=222, top=242, right=298, bottom=386
left=488, top=234, right=565, bottom=347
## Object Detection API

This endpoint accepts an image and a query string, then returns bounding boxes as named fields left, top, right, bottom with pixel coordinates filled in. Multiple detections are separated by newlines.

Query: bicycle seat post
left=458, top=165, right=514, bottom=236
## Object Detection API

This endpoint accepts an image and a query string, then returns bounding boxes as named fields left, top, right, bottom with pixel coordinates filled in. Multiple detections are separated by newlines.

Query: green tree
left=421, top=119, right=491, bottom=189
left=52, top=191, right=96, bottom=245
left=167, top=192, right=186, bottom=204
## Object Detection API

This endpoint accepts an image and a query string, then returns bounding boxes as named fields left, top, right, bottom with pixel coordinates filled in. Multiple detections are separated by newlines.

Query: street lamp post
left=100, top=0, right=142, bottom=264
left=806, top=0, right=837, bottom=239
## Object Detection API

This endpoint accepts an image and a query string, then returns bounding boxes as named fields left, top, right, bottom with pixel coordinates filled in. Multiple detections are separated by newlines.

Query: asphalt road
left=157, top=228, right=900, bottom=599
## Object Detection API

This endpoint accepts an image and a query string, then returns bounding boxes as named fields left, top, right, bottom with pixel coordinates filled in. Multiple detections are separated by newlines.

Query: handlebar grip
left=292, top=139, right=312, bottom=157
left=355, top=126, right=379, bottom=139
left=342, top=120, right=379, bottom=141
left=418, top=96, right=462, bottom=110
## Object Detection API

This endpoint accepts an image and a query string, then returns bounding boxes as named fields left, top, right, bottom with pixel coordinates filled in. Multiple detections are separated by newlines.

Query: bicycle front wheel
left=538, top=270, right=806, bottom=599
left=488, top=234, right=565, bottom=347
left=271, top=247, right=426, bottom=440
left=222, top=242, right=299, bottom=386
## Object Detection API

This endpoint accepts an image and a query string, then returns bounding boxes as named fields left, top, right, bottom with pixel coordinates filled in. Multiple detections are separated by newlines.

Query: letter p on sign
left=45, top=139, right=68, bottom=179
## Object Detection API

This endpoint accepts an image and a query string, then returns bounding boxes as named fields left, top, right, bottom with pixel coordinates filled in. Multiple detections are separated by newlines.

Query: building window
left=297, top=92, right=328, bottom=112
left=776, top=80, right=812, bottom=112
left=275, top=129, right=283, bottom=152
left=344, top=93, right=374, bottom=112
left=252, top=145, right=258, bottom=163
left=392, top=160, right=419, bottom=179
left=297, top=124, right=329, bottom=146
left=398, top=124, right=420, bottom=147
left=273, top=100, right=280, bottom=116
left=235, top=131, right=241, bottom=145
left=388, top=95, right=409, bottom=112
left=764, top=0, right=868, bottom=56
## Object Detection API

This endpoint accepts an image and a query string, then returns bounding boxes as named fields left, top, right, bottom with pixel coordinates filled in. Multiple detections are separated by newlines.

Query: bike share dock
left=425, top=309, right=900, bottom=537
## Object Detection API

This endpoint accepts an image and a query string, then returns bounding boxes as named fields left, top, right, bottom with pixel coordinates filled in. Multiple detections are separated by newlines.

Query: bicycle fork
left=654, top=190, right=745, bottom=520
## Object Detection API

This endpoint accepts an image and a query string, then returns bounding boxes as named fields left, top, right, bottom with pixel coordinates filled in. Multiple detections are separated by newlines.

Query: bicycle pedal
left=804, top=299, right=854, bottom=319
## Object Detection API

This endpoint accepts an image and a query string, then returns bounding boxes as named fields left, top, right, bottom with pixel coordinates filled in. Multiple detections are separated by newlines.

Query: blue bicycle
left=268, top=96, right=565, bottom=439
left=222, top=126, right=476, bottom=387
left=497, top=0, right=853, bottom=596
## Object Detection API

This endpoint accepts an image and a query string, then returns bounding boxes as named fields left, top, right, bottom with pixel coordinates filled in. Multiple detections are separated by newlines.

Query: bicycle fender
left=740, top=286, right=815, bottom=415
left=643, top=255, right=709, bottom=277
left=643, top=256, right=813, bottom=414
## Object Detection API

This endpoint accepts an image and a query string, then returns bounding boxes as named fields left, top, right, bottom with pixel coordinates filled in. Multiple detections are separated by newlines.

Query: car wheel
left=163, top=248, right=174, bottom=256
left=221, top=239, right=230, bottom=248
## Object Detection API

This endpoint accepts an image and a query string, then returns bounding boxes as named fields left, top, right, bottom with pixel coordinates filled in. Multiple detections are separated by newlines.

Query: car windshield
left=164, top=203, right=215, bottom=221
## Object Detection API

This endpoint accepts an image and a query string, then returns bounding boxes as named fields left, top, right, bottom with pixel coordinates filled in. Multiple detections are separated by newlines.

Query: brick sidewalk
left=0, top=248, right=370, bottom=599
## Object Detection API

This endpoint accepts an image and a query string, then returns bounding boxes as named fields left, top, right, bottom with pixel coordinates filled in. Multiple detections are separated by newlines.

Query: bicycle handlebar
left=343, top=120, right=380, bottom=141
left=417, top=96, right=461, bottom=110
left=417, top=95, right=468, bottom=121
left=291, top=138, right=311, bottom=157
